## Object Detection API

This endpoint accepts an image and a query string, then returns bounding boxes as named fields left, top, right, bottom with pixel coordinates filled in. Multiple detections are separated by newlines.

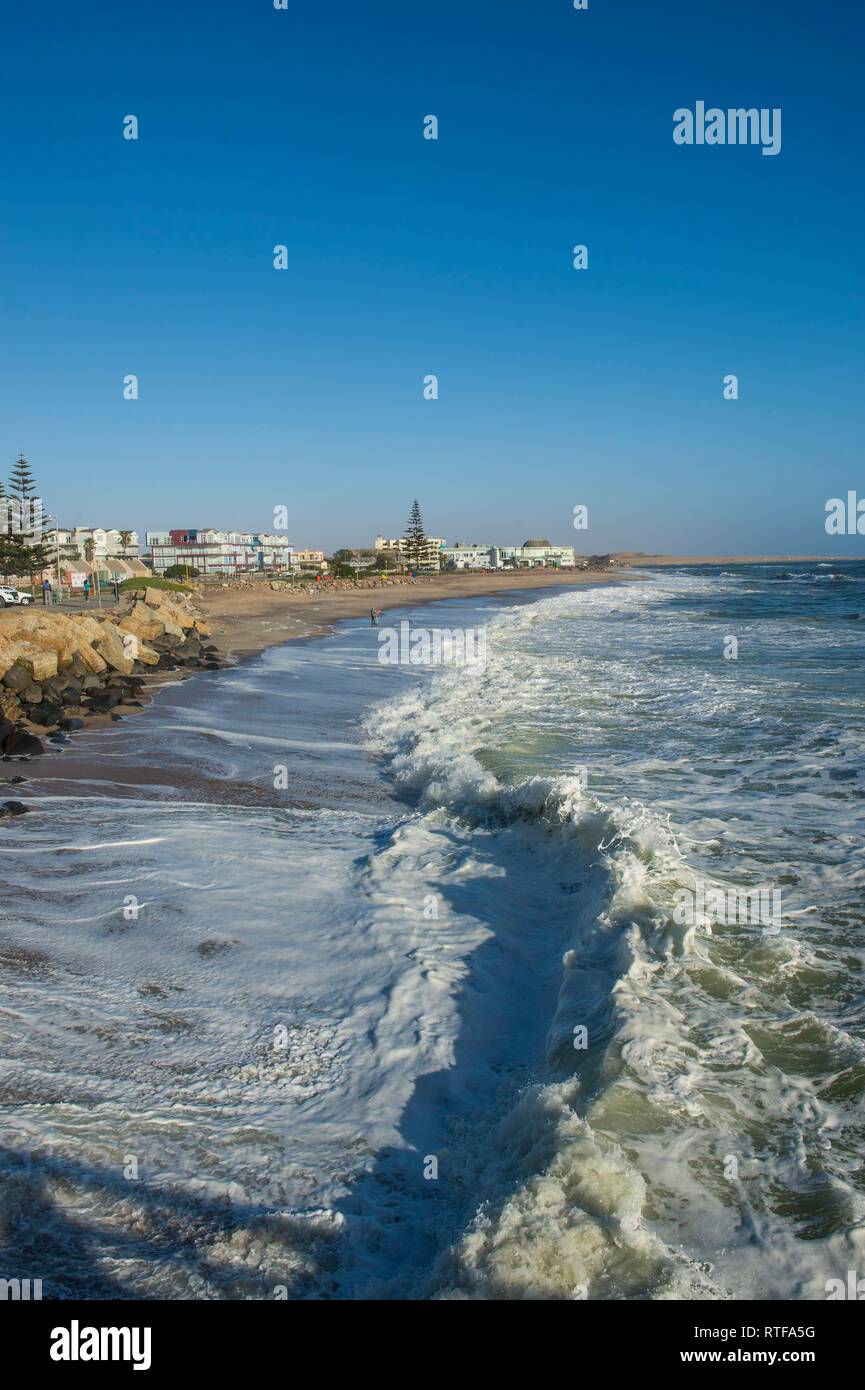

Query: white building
left=441, top=539, right=577, bottom=570
left=491, top=540, right=576, bottom=569
left=147, top=528, right=295, bottom=576
left=45, top=526, right=140, bottom=558
left=373, top=532, right=446, bottom=572
left=440, top=543, right=493, bottom=571
left=43, top=526, right=146, bottom=579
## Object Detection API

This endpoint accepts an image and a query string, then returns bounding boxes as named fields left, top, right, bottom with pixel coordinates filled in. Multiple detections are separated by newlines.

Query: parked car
left=0, top=586, right=33, bottom=607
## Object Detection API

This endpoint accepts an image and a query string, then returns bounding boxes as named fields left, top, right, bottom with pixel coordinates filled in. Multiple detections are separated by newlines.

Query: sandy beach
left=196, top=568, right=633, bottom=663
left=195, top=556, right=844, bottom=664
left=3, top=557, right=843, bottom=795
left=2, top=569, right=630, bottom=795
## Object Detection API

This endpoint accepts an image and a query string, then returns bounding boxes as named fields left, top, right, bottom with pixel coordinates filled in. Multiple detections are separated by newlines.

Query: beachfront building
left=43, top=526, right=148, bottom=582
left=294, top=548, right=328, bottom=572
left=440, top=543, right=493, bottom=571
left=147, top=528, right=295, bottom=576
left=373, top=532, right=447, bottom=572
left=440, top=539, right=577, bottom=570
left=491, top=540, right=577, bottom=569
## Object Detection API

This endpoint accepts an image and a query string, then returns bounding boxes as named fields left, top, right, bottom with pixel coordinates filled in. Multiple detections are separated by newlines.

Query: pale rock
left=93, top=625, right=135, bottom=675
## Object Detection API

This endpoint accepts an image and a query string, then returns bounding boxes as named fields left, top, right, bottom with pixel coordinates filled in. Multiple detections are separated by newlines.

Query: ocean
left=2, top=562, right=864, bottom=1300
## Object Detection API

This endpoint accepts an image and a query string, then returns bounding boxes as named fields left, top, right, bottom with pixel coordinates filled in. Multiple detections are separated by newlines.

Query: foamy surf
left=357, top=567, right=865, bottom=1299
left=2, top=564, right=864, bottom=1298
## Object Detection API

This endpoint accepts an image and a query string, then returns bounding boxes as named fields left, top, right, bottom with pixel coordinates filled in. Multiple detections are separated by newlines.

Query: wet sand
left=195, top=568, right=631, bottom=662
left=4, top=570, right=630, bottom=800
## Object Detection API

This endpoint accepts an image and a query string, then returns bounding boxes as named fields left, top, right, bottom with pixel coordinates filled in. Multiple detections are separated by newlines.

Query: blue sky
left=1, top=0, right=862, bottom=554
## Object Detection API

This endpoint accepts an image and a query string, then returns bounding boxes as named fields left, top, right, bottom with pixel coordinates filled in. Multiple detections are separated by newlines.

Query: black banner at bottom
left=7, top=1297, right=859, bottom=1376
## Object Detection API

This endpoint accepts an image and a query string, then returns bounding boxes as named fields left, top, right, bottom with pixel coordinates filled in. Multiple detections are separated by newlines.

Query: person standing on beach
left=41, top=577, right=52, bottom=605
left=370, top=608, right=380, bottom=626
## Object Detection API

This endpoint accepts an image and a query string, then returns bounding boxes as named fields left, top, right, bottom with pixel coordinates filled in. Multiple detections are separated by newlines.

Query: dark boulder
left=85, top=689, right=123, bottom=713
left=2, top=664, right=32, bottom=693
left=3, top=729, right=45, bottom=757
left=42, top=675, right=77, bottom=703
left=29, top=703, right=64, bottom=728
left=0, top=800, right=29, bottom=816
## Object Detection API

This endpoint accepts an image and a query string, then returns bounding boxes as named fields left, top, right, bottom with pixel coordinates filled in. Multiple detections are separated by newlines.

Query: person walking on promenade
left=112, top=577, right=120, bottom=602
left=83, top=577, right=91, bottom=602
left=41, top=577, right=52, bottom=605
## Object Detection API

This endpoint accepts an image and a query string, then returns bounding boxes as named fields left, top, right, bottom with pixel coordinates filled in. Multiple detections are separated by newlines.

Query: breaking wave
left=361, top=571, right=865, bottom=1299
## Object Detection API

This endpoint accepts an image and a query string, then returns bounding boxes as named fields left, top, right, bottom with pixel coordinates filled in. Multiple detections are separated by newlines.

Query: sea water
left=1, top=564, right=863, bottom=1299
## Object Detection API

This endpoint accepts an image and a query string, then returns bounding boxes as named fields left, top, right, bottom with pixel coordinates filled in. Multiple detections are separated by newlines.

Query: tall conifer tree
left=404, top=499, right=428, bottom=569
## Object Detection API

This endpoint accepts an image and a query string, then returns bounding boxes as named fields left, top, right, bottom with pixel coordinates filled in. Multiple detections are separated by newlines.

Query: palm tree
left=83, top=536, right=102, bottom=608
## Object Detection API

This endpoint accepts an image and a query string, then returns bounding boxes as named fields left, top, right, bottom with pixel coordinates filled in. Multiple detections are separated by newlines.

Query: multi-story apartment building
left=45, top=526, right=140, bottom=560
left=43, top=526, right=146, bottom=580
left=146, top=528, right=295, bottom=576
left=440, top=543, right=493, bottom=571
left=441, top=540, right=577, bottom=570
left=373, top=533, right=446, bottom=572
left=294, top=548, right=328, bottom=571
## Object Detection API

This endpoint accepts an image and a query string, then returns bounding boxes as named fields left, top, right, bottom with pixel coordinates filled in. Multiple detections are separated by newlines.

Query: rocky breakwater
left=0, top=587, right=220, bottom=761
left=213, top=575, right=422, bottom=595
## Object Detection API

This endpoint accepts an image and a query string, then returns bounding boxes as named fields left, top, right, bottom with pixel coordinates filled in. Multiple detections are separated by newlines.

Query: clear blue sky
left=1, top=0, right=862, bottom=554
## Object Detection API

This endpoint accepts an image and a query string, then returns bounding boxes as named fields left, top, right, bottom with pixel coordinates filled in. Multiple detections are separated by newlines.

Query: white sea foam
left=355, top=574, right=865, bottom=1298
left=3, top=567, right=864, bottom=1299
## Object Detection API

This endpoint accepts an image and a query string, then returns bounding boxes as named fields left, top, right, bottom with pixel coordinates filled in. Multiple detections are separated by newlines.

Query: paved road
left=4, top=596, right=126, bottom=614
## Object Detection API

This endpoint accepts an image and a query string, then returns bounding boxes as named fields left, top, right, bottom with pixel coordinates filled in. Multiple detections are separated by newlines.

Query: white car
left=0, top=586, right=33, bottom=607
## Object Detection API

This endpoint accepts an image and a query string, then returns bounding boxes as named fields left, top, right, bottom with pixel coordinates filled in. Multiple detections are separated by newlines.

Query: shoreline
left=195, top=568, right=634, bottom=664
left=196, top=557, right=858, bottom=665
left=4, top=572, right=627, bottom=800
left=4, top=557, right=851, bottom=800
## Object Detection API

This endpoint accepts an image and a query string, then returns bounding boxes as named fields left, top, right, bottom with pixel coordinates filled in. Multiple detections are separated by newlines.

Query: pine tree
left=9, top=452, right=36, bottom=500
left=6, top=454, right=49, bottom=590
left=404, top=499, right=428, bottom=570
left=0, top=534, right=31, bottom=584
